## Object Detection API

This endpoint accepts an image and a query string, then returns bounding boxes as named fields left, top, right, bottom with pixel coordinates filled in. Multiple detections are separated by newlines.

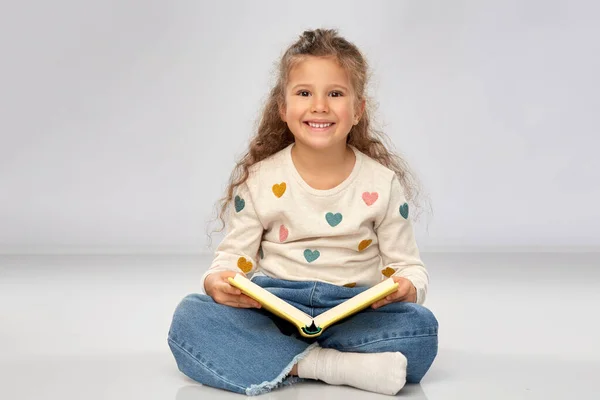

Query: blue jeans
left=167, top=276, right=438, bottom=396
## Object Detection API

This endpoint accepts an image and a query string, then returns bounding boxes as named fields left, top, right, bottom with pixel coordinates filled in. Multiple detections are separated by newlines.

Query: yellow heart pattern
left=381, top=267, right=396, bottom=278
left=272, top=182, right=286, bottom=198
left=343, top=282, right=357, bottom=288
left=237, top=257, right=253, bottom=273
left=358, top=239, right=372, bottom=251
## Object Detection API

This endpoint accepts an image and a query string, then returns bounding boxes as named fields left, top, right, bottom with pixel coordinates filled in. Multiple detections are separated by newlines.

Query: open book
left=227, top=274, right=399, bottom=338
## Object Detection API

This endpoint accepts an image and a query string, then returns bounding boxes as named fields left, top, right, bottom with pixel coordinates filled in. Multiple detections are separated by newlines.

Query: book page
left=313, top=278, right=398, bottom=329
left=230, top=274, right=313, bottom=328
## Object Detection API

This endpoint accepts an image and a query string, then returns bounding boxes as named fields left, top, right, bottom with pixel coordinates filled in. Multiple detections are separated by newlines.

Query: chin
left=297, top=137, right=344, bottom=152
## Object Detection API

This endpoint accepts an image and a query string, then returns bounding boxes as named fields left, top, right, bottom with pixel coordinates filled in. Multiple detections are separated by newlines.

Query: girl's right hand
left=204, top=271, right=262, bottom=309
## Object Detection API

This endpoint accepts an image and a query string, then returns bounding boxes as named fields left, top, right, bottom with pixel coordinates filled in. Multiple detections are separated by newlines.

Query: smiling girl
left=168, top=28, right=438, bottom=396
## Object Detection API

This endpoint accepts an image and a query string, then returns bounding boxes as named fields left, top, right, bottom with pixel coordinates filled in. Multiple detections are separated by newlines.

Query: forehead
left=287, top=56, right=351, bottom=87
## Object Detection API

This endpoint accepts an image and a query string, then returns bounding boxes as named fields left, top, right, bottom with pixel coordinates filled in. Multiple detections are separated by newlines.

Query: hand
left=371, top=276, right=417, bottom=309
left=204, top=271, right=262, bottom=309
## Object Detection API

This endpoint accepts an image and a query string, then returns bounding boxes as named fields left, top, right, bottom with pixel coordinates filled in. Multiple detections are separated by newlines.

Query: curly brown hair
left=208, top=28, right=430, bottom=242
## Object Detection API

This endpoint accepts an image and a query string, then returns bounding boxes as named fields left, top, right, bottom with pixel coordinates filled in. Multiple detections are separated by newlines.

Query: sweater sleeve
left=375, top=175, right=429, bottom=305
left=200, top=181, right=264, bottom=294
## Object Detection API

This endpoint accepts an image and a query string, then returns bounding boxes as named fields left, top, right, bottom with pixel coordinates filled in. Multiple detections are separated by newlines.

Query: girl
left=168, top=28, right=438, bottom=396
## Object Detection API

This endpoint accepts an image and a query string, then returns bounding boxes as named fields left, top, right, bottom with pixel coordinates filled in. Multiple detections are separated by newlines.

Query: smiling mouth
left=304, top=122, right=335, bottom=130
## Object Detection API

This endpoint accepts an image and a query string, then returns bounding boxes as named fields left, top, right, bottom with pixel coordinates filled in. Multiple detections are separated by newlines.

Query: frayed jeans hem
left=245, top=342, right=320, bottom=396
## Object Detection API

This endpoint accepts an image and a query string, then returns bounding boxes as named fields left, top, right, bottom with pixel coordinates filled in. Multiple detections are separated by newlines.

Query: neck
left=291, top=142, right=352, bottom=175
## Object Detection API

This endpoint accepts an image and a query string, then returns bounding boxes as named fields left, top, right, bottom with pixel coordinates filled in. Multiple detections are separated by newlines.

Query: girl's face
left=280, top=56, right=364, bottom=152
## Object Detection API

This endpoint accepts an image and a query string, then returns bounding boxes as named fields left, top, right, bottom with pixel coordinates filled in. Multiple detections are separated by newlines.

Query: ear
left=354, top=99, right=366, bottom=125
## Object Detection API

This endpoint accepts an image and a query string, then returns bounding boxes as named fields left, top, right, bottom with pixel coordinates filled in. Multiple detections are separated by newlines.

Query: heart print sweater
left=201, top=143, right=429, bottom=305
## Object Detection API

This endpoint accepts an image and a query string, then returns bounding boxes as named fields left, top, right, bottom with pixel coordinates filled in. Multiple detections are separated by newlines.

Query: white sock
left=297, top=346, right=407, bottom=395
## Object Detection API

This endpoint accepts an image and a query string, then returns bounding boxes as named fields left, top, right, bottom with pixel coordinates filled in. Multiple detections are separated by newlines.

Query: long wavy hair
left=208, top=28, right=430, bottom=244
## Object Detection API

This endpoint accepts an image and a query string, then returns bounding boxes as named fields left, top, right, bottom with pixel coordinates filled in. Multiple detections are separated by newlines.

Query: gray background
left=2, top=2, right=599, bottom=399
left=1, top=0, right=599, bottom=255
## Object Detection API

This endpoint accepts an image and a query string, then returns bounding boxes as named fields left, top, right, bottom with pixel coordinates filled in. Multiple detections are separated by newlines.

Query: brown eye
left=330, top=91, right=343, bottom=97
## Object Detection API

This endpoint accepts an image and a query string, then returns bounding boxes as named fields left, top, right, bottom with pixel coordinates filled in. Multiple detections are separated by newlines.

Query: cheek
left=331, top=98, right=355, bottom=117
left=286, top=102, right=304, bottom=120
left=336, top=105, right=354, bottom=122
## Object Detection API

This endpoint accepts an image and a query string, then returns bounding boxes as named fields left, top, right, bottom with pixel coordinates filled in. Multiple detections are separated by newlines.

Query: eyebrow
left=290, top=84, right=350, bottom=92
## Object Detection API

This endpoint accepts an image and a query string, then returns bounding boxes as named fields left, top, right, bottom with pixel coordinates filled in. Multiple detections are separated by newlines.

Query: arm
left=374, top=175, right=429, bottom=305
left=200, top=181, right=264, bottom=294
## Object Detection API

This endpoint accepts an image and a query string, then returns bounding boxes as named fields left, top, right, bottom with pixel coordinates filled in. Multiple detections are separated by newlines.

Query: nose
left=311, top=94, right=329, bottom=113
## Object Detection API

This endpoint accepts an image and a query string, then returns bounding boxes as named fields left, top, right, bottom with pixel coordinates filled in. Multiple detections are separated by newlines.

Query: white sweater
left=201, top=143, right=429, bottom=304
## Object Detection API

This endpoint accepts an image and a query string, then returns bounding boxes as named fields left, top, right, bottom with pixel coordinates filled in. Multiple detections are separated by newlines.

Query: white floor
left=1, top=252, right=598, bottom=399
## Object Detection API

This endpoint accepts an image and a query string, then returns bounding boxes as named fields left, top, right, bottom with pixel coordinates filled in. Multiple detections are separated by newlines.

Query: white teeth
left=308, top=122, right=332, bottom=128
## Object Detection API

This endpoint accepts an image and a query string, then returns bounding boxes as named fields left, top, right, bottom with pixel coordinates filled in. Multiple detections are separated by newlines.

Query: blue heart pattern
left=326, top=212, right=343, bottom=227
left=304, top=249, right=320, bottom=263
left=234, top=195, right=245, bottom=212
left=399, top=202, right=409, bottom=219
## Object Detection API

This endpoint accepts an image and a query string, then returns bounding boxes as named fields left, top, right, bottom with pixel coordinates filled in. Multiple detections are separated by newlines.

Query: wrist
left=203, top=272, right=219, bottom=295
left=410, top=282, right=417, bottom=303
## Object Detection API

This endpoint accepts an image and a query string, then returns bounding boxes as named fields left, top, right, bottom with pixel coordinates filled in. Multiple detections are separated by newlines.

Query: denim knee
left=167, top=294, right=249, bottom=393
left=406, top=303, right=439, bottom=334
left=394, top=303, right=438, bottom=383
left=168, top=294, right=210, bottom=340
left=354, top=302, right=438, bottom=383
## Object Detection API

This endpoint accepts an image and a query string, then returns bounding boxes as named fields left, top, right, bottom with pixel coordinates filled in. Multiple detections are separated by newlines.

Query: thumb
left=220, top=272, right=242, bottom=294
left=221, top=270, right=244, bottom=279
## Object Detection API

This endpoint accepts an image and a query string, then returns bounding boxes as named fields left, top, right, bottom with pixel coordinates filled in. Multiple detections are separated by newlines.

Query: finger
left=388, top=294, right=412, bottom=304
left=373, top=296, right=393, bottom=307
left=373, top=292, right=407, bottom=308
left=222, top=300, right=257, bottom=309
left=233, top=297, right=261, bottom=308
left=371, top=299, right=388, bottom=309
left=386, top=288, right=407, bottom=301
left=373, top=302, right=387, bottom=309
left=220, top=282, right=242, bottom=295
left=220, top=293, right=261, bottom=308
left=240, top=294, right=261, bottom=307
left=397, top=294, right=413, bottom=303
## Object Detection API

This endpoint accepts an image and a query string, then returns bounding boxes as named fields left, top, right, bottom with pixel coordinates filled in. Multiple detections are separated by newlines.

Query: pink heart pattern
left=362, top=192, right=379, bottom=206
left=279, top=224, right=289, bottom=242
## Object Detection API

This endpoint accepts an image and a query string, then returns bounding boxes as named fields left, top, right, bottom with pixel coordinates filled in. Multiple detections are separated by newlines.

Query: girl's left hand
left=371, top=276, right=417, bottom=309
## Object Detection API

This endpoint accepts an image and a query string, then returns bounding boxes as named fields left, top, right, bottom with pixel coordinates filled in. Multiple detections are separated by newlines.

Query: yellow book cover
left=227, top=274, right=399, bottom=338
